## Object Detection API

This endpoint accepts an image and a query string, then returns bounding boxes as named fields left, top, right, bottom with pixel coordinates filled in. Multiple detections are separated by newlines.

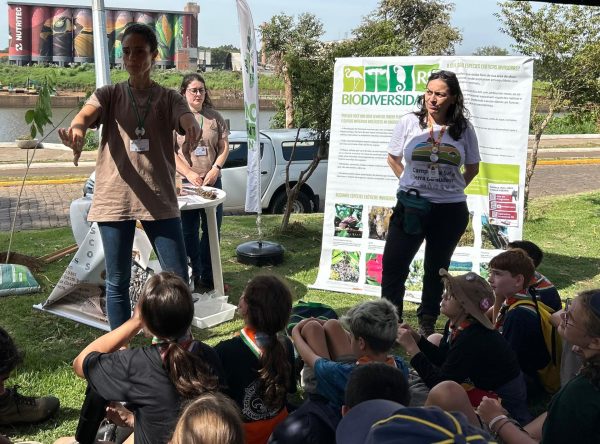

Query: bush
left=531, top=110, right=599, bottom=135
left=83, top=131, right=98, bottom=151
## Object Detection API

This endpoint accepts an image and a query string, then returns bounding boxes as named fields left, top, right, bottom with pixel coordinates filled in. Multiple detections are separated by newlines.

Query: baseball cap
left=336, top=400, right=492, bottom=444
left=439, top=269, right=495, bottom=329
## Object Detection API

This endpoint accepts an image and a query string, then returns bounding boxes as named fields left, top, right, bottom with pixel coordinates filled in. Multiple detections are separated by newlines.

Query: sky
left=1, top=0, right=515, bottom=55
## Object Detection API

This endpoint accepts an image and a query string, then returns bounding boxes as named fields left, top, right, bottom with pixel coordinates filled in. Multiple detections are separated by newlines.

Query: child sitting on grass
left=507, top=240, right=561, bottom=311
left=0, top=327, right=60, bottom=444
left=170, top=392, right=245, bottom=444
left=397, top=269, right=530, bottom=424
left=488, top=249, right=556, bottom=394
left=215, top=275, right=295, bottom=444
left=65, top=272, right=223, bottom=444
left=270, top=299, right=409, bottom=444
left=432, top=289, right=600, bottom=444
left=292, top=298, right=409, bottom=409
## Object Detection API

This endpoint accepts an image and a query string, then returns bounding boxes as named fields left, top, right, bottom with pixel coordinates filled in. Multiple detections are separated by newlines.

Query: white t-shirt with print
left=388, top=113, right=480, bottom=203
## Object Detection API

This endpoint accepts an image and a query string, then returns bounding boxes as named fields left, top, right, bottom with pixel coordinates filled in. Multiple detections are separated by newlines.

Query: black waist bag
left=396, top=189, right=432, bottom=235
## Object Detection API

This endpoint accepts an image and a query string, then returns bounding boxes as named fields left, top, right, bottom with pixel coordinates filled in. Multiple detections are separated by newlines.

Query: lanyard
left=195, top=112, right=204, bottom=130
left=428, top=122, right=446, bottom=163
left=126, top=81, right=154, bottom=138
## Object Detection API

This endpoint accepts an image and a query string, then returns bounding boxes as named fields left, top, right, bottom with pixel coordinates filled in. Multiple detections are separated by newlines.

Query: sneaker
left=418, top=315, right=438, bottom=337
left=0, top=386, right=60, bottom=425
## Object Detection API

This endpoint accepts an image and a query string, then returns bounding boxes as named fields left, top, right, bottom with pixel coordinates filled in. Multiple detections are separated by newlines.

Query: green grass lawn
left=1, top=192, right=599, bottom=443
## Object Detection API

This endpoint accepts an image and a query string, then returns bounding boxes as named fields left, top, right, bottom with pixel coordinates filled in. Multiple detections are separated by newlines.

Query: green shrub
left=83, top=130, right=98, bottom=151
left=531, top=110, right=599, bottom=134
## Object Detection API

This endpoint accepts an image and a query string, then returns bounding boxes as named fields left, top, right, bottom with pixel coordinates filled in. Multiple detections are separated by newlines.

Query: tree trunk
left=524, top=102, right=557, bottom=219
left=283, top=66, right=294, bottom=129
left=280, top=130, right=324, bottom=232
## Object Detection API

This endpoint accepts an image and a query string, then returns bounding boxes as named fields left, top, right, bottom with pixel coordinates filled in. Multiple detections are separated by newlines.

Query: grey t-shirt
left=83, top=343, right=224, bottom=444
left=388, top=113, right=480, bottom=203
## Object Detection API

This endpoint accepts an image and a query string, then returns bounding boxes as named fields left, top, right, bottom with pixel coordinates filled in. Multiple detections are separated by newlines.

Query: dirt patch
left=0, top=251, right=45, bottom=271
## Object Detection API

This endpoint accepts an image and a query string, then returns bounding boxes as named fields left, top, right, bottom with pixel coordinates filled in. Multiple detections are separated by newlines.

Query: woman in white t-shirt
left=382, top=70, right=480, bottom=336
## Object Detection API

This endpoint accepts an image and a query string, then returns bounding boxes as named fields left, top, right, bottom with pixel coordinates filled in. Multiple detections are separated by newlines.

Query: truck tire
left=271, top=191, right=312, bottom=214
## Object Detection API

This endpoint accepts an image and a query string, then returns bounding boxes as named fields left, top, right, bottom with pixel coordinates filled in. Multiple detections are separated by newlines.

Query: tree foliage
left=346, top=0, right=462, bottom=57
left=261, top=13, right=325, bottom=128
left=24, top=71, right=55, bottom=138
left=472, top=45, right=509, bottom=56
left=497, top=1, right=600, bottom=217
left=497, top=1, right=600, bottom=107
left=207, top=44, right=240, bottom=68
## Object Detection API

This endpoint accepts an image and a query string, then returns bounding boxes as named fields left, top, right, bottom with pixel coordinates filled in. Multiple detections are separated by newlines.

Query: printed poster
left=313, top=56, right=533, bottom=299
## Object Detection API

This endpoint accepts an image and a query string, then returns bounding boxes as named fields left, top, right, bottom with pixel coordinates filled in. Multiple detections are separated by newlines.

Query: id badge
left=130, top=138, right=149, bottom=152
left=194, top=145, right=207, bottom=156
left=428, top=164, right=439, bottom=180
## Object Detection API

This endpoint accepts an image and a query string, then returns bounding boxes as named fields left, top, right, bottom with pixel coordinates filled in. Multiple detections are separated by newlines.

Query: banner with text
left=236, top=0, right=261, bottom=213
left=312, top=56, right=533, bottom=298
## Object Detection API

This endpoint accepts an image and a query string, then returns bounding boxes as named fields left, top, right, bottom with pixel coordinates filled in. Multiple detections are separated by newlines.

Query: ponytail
left=163, top=342, right=218, bottom=399
left=243, top=275, right=293, bottom=409
left=258, top=334, right=291, bottom=408
left=139, top=272, right=219, bottom=398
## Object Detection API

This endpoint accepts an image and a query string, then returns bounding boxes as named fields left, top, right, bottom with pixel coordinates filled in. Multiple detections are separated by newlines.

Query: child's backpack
left=508, top=296, right=562, bottom=393
left=286, top=301, right=338, bottom=335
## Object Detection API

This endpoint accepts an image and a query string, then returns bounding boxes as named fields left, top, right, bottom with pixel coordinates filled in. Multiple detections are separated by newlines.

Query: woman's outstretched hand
left=58, top=126, right=86, bottom=166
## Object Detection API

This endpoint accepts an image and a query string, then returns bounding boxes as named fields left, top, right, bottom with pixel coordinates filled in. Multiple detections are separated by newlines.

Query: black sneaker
left=0, top=386, right=60, bottom=425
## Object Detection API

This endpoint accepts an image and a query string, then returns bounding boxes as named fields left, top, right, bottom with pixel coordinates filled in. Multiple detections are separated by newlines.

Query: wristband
left=493, top=419, right=511, bottom=437
left=488, top=414, right=508, bottom=431
left=213, top=164, right=222, bottom=170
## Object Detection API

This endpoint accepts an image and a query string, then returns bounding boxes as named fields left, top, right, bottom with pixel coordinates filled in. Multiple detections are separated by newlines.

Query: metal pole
left=92, top=0, right=111, bottom=88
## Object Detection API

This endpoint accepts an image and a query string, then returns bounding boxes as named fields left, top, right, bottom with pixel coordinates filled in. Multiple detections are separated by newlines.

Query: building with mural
left=7, top=2, right=199, bottom=68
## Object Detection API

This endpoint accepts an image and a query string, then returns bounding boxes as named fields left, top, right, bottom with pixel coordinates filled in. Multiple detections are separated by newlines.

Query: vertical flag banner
left=312, top=56, right=534, bottom=299
left=236, top=0, right=261, bottom=213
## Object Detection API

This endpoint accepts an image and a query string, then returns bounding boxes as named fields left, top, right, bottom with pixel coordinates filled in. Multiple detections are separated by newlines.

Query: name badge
left=130, top=138, right=150, bottom=152
left=428, top=164, right=439, bottom=180
left=194, top=145, right=207, bottom=156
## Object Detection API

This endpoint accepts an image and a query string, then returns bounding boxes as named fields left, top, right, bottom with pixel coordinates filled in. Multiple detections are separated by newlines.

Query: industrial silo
left=113, top=10, right=133, bottom=64
left=73, top=8, right=94, bottom=63
left=8, top=4, right=32, bottom=65
left=31, top=5, right=53, bottom=63
left=52, top=7, right=73, bottom=65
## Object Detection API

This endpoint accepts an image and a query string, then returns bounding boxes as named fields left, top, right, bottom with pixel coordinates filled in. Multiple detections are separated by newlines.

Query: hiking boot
left=0, top=386, right=60, bottom=425
left=418, top=315, right=437, bottom=337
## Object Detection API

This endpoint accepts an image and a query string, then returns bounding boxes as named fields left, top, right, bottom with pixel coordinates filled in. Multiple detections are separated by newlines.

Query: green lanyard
left=126, top=81, right=154, bottom=138
left=195, top=112, right=204, bottom=130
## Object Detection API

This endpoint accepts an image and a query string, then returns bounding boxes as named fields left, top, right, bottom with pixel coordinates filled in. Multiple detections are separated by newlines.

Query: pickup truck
left=83, top=128, right=328, bottom=214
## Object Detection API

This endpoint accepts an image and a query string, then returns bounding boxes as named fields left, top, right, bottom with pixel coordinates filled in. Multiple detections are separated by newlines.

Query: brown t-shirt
left=175, top=107, right=228, bottom=178
left=87, top=81, right=192, bottom=222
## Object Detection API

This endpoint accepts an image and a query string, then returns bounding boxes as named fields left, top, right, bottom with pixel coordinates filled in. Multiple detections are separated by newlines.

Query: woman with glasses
left=174, top=73, right=230, bottom=293
left=58, top=24, right=200, bottom=330
left=551, top=298, right=583, bottom=387
left=382, top=70, right=480, bottom=336
left=476, top=289, right=600, bottom=444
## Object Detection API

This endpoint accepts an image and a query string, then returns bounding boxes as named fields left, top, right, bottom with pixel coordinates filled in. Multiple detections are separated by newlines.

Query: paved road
left=0, top=163, right=598, bottom=232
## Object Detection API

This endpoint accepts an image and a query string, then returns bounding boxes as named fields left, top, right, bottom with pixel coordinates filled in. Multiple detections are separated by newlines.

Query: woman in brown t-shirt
left=58, top=24, right=200, bottom=329
left=174, top=74, right=229, bottom=292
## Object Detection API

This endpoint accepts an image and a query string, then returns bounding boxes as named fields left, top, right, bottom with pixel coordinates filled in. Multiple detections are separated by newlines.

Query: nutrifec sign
left=312, top=56, right=533, bottom=299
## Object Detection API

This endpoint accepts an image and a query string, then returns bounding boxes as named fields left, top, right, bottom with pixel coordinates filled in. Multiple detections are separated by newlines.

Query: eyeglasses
left=562, top=298, right=583, bottom=330
left=187, top=88, right=206, bottom=95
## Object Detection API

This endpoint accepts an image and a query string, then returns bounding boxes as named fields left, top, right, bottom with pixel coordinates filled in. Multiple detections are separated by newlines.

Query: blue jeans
left=98, top=218, right=188, bottom=330
left=180, top=177, right=223, bottom=285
